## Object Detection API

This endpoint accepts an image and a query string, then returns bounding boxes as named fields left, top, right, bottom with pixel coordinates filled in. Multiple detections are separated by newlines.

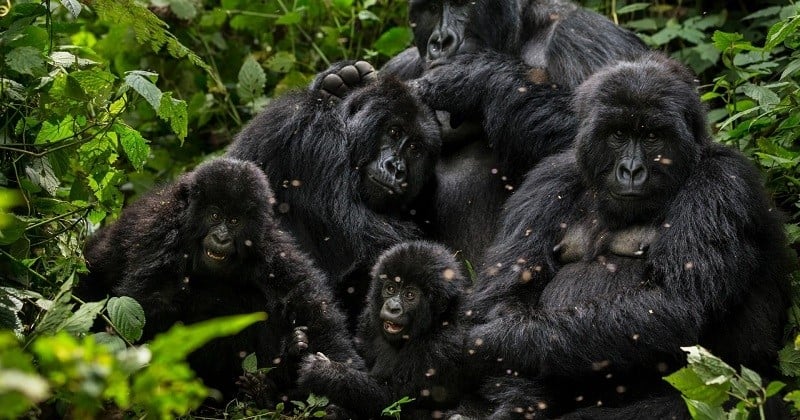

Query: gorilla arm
left=469, top=147, right=788, bottom=376
left=413, top=51, right=578, bottom=179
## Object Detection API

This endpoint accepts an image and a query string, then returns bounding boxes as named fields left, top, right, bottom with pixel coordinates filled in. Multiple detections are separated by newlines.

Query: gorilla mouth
left=205, top=248, right=228, bottom=261
left=368, top=174, right=404, bottom=196
left=383, top=321, right=405, bottom=334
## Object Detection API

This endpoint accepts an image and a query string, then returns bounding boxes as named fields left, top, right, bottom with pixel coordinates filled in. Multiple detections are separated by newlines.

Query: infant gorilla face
left=379, top=279, right=423, bottom=341
left=200, top=205, right=243, bottom=270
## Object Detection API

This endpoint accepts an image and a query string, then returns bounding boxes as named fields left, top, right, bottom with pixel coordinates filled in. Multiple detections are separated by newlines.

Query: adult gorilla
left=380, top=0, right=649, bottom=267
left=227, top=62, right=441, bottom=326
left=461, top=53, right=793, bottom=418
left=81, top=158, right=361, bottom=400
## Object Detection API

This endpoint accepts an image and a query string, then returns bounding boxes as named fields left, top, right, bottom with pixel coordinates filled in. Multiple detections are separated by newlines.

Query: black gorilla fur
left=461, top=53, right=793, bottom=418
left=227, top=64, right=441, bottom=328
left=379, top=0, right=648, bottom=268
left=298, top=241, right=471, bottom=418
left=81, top=158, right=361, bottom=399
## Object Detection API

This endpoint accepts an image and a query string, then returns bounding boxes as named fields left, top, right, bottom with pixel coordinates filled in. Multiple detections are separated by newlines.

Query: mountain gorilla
left=461, top=53, right=793, bottom=418
left=380, top=0, right=649, bottom=267
left=298, top=241, right=471, bottom=418
left=81, top=158, right=361, bottom=400
left=227, top=62, right=441, bottom=328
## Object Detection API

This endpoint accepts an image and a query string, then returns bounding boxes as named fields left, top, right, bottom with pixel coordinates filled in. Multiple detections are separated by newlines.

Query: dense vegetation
left=0, top=0, right=798, bottom=418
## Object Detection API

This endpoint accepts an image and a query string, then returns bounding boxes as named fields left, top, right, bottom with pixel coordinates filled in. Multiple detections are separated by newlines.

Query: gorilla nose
left=383, top=157, right=407, bottom=183
left=211, top=231, right=231, bottom=245
left=616, top=158, right=647, bottom=188
left=427, top=29, right=459, bottom=60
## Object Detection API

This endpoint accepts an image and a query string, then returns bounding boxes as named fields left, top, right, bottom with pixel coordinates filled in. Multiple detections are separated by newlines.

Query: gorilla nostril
left=427, top=29, right=459, bottom=59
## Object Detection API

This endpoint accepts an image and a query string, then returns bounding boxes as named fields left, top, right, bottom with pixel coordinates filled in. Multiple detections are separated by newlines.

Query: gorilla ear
left=175, top=174, right=199, bottom=204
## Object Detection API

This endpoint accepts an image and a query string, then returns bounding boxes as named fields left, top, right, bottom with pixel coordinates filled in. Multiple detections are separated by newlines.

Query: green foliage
left=381, top=396, right=416, bottom=419
left=666, top=346, right=786, bottom=419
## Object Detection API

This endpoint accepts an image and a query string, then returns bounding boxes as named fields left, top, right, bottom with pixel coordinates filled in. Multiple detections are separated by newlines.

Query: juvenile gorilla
left=81, top=158, right=361, bottom=399
left=227, top=63, right=441, bottom=326
left=463, top=53, right=793, bottom=418
left=380, top=0, right=648, bottom=267
left=298, top=241, right=471, bottom=418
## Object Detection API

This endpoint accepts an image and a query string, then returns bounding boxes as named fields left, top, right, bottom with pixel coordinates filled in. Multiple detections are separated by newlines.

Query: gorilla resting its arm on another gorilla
left=227, top=63, right=441, bottom=326
left=298, top=241, right=471, bottom=418
left=462, top=53, right=792, bottom=418
left=80, top=158, right=361, bottom=400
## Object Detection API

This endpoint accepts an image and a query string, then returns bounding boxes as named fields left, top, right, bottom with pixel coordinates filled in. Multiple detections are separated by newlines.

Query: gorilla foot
left=321, top=61, right=376, bottom=98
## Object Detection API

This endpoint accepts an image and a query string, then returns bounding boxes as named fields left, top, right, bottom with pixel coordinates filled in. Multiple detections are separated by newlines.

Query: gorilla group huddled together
left=80, top=0, right=794, bottom=418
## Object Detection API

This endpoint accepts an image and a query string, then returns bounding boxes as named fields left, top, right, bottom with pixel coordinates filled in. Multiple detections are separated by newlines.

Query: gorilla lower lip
left=369, top=175, right=403, bottom=195
left=206, top=249, right=227, bottom=261
left=383, top=321, right=404, bottom=334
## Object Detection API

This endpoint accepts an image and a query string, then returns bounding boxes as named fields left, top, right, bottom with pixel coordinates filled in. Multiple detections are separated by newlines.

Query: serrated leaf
left=149, top=313, right=266, bottom=362
left=373, top=27, right=413, bottom=57
left=738, top=366, right=762, bottom=392
left=124, top=72, right=163, bottom=112
left=107, top=296, right=146, bottom=343
left=266, top=51, right=295, bottom=74
left=58, top=0, right=82, bottom=17
left=35, top=117, right=75, bottom=144
left=779, top=342, right=800, bottom=376
left=781, top=58, right=800, bottom=79
left=683, top=397, right=727, bottom=420
left=50, top=51, right=97, bottom=68
left=157, top=92, right=188, bottom=141
left=34, top=302, right=74, bottom=336
left=0, top=291, right=24, bottom=334
left=238, top=56, right=267, bottom=103
left=92, top=332, right=127, bottom=353
left=6, top=46, right=46, bottom=76
left=61, top=300, right=106, bottom=335
left=114, top=123, right=150, bottom=171
left=784, top=390, right=800, bottom=409
left=741, top=83, right=780, bottom=107
left=766, top=16, right=800, bottom=50
left=70, top=70, right=116, bottom=101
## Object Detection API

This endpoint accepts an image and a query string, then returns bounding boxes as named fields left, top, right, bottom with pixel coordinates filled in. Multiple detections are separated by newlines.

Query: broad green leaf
left=332, top=0, right=354, bottom=9
left=358, top=10, right=380, bottom=21
left=779, top=342, right=800, bottom=376
left=781, top=58, right=800, bottom=79
left=61, top=300, right=106, bottom=335
left=169, top=0, right=198, bottom=20
left=373, top=27, right=413, bottom=57
left=35, top=117, right=75, bottom=144
left=0, top=291, right=24, bottom=334
left=765, top=381, right=786, bottom=398
left=24, top=158, right=60, bottom=196
left=70, top=70, right=116, bottom=101
left=741, top=83, right=780, bottom=107
left=58, top=0, right=82, bottom=17
left=766, top=16, right=800, bottom=50
left=683, top=398, right=727, bottom=420
left=266, top=51, right=296, bottom=74
left=92, top=332, right=127, bottom=353
left=149, top=313, right=266, bottom=362
left=276, top=11, right=302, bottom=25
left=784, top=390, right=800, bottom=410
left=5, top=46, right=46, bottom=76
left=114, top=123, right=151, bottom=171
left=107, top=296, right=146, bottom=343
left=238, top=55, right=267, bottom=103
left=242, top=352, right=257, bottom=373
left=664, top=367, right=730, bottom=406
left=124, top=71, right=163, bottom=112
left=682, top=346, right=736, bottom=385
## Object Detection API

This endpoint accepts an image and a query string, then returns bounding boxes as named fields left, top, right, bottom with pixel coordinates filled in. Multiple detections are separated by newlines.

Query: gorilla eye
left=229, top=218, right=239, bottom=225
left=211, top=213, right=220, bottom=221
left=404, top=290, right=416, bottom=301
left=385, top=284, right=397, bottom=294
left=389, top=126, right=404, bottom=141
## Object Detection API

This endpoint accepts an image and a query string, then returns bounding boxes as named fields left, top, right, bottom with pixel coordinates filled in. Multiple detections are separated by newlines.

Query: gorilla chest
left=539, top=256, right=646, bottom=309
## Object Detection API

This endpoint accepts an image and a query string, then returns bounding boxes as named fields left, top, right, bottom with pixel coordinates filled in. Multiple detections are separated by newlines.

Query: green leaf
left=107, top=296, right=146, bottom=343
left=682, top=346, right=737, bottom=385
left=332, top=0, right=353, bottom=9
left=5, top=46, right=46, bottom=76
left=0, top=290, right=24, bottom=334
left=765, top=16, right=800, bottom=50
left=61, top=300, right=106, bottom=335
left=373, top=27, right=413, bottom=57
left=784, top=390, right=800, bottom=410
left=242, top=352, right=257, bottom=373
left=616, top=3, right=650, bottom=14
left=358, top=10, right=380, bottom=21
left=765, top=381, right=786, bottom=398
left=238, top=55, right=267, bottom=103
left=92, top=332, right=127, bottom=353
left=124, top=71, right=163, bottom=112
left=266, top=51, right=296, bottom=73
left=779, top=342, right=800, bottom=376
left=114, top=123, right=151, bottom=171
left=664, top=367, right=730, bottom=406
left=149, top=313, right=266, bottom=362
left=70, top=70, right=116, bottom=101
left=683, top=398, right=727, bottom=420
left=35, top=117, right=75, bottom=144
left=58, top=0, right=82, bottom=17
left=24, top=158, right=60, bottom=196
left=276, top=11, right=302, bottom=25
left=169, top=0, right=198, bottom=20
left=157, top=92, right=189, bottom=141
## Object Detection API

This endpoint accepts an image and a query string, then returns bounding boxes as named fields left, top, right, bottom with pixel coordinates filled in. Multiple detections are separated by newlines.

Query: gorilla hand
left=317, top=61, right=377, bottom=99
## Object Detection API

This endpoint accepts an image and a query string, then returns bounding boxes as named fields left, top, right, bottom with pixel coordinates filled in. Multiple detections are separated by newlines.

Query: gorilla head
left=341, top=78, right=441, bottom=213
left=367, top=240, right=468, bottom=344
left=573, top=54, right=709, bottom=226
left=181, top=158, right=275, bottom=276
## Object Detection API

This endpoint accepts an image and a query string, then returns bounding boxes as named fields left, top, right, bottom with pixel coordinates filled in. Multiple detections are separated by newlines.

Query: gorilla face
left=574, top=56, right=707, bottom=226
left=409, top=0, right=475, bottom=61
left=344, top=78, right=441, bottom=214
left=379, top=279, right=424, bottom=343
left=198, top=206, right=243, bottom=270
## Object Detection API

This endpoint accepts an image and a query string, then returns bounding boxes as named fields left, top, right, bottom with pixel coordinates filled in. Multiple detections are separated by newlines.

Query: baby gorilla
left=81, top=158, right=360, bottom=400
left=298, top=241, right=471, bottom=418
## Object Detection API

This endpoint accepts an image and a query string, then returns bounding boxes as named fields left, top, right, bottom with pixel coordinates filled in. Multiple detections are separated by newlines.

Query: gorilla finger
left=338, top=65, right=361, bottom=85
left=321, top=74, right=347, bottom=98
left=354, top=61, right=377, bottom=81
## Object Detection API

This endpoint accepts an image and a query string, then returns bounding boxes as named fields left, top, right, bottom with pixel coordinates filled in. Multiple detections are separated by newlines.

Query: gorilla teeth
left=383, top=321, right=404, bottom=334
left=206, top=249, right=227, bottom=261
